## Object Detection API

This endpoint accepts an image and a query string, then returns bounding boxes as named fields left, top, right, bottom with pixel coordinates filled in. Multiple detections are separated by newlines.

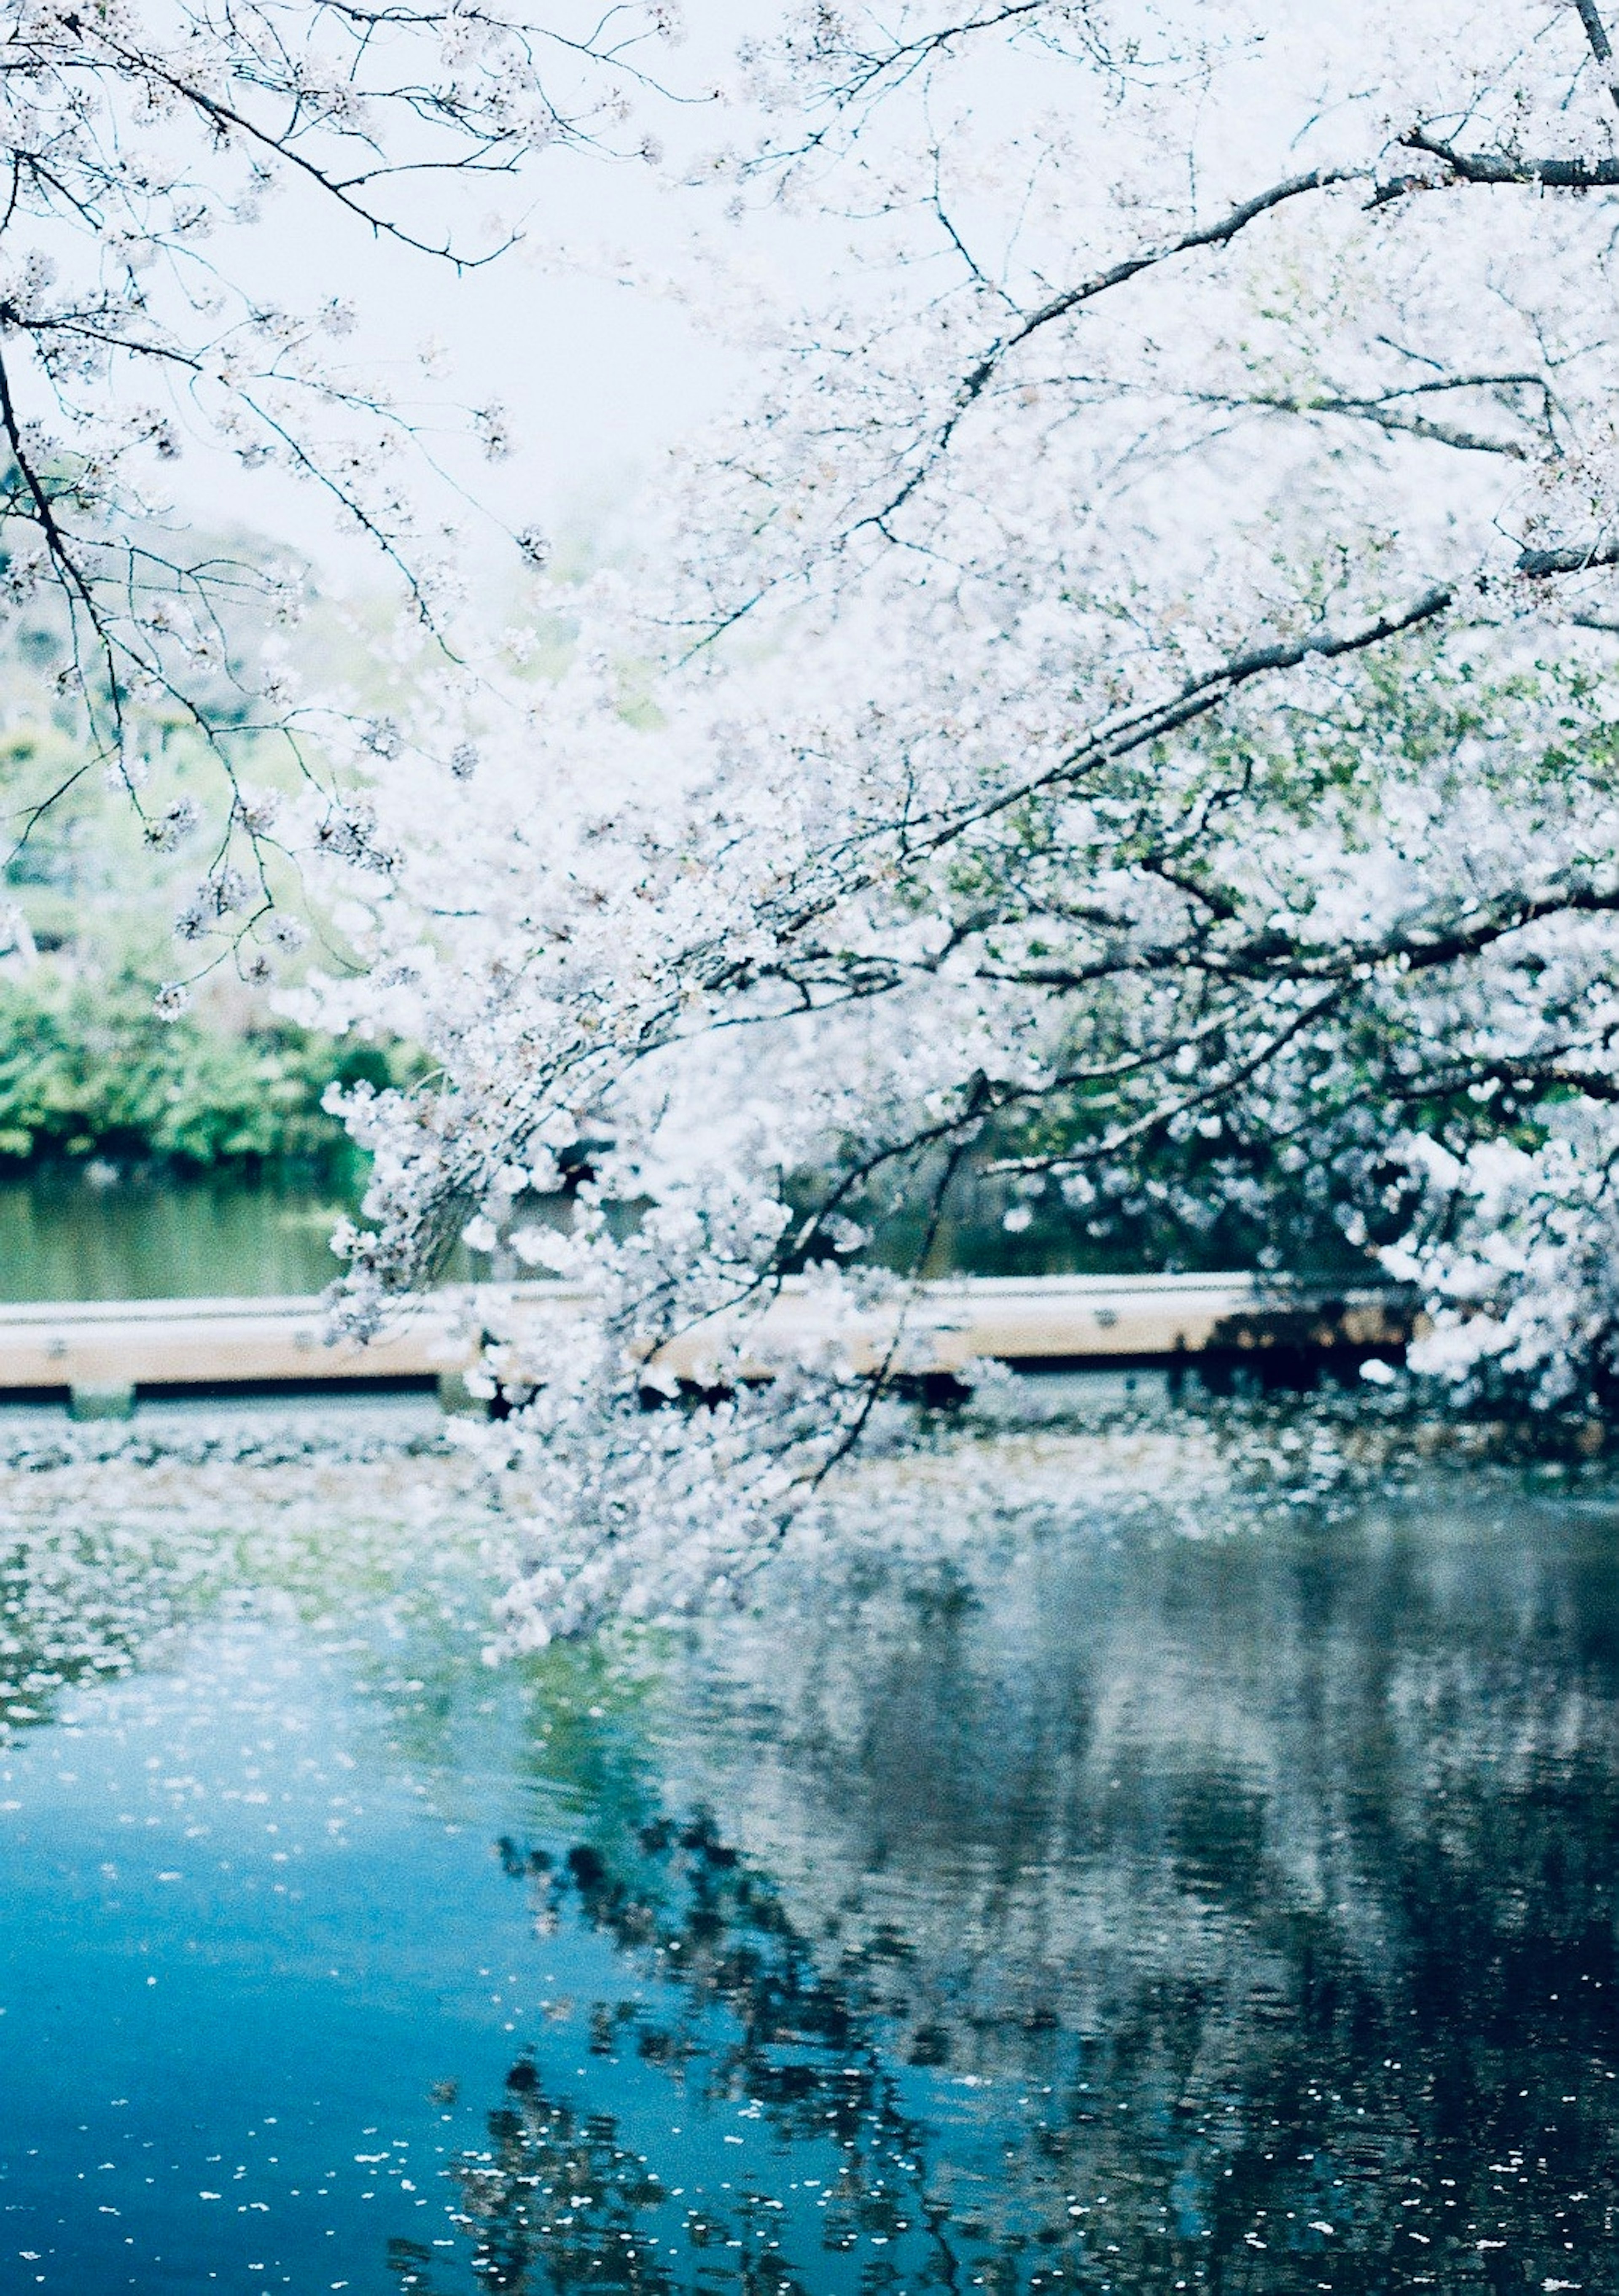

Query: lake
left=0, top=1174, right=1307, bottom=1305
left=0, top=1179, right=355, bottom=1302
left=0, top=1419, right=1616, bottom=2291
left=0, top=1181, right=484, bottom=1302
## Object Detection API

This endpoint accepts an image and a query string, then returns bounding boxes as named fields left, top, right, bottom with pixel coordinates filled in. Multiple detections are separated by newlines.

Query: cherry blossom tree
left=16, top=2, right=1619, bottom=1634
left=308, top=0, right=1619, bottom=1641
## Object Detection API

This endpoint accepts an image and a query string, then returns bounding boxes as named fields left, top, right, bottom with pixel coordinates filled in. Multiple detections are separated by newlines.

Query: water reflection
left=0, top=1173, right=484, bottom=1298
left=434, top=2071, right=679, bottom=2294
left=0, top=1174, right=360, bottom=1300
left=435, top=1490, right=1619, bottom=2292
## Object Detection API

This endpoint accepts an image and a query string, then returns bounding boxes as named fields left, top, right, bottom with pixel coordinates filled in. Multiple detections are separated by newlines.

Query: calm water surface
left=1, top=1454, right=1617, bottom=2292
left=0, top=1181, right=353, bottom=1301
left=0, top=1180, right=484, bottom=1301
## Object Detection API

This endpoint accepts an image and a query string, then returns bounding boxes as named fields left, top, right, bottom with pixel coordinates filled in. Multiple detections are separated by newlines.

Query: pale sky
left=160, top=7, right=760, bottom=586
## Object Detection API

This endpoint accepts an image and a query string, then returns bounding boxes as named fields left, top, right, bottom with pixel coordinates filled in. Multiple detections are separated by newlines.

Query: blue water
left=1, top=1445, right=1618, bottom=2291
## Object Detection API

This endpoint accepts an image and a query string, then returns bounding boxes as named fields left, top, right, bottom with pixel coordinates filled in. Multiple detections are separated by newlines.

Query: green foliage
left=0, top=965, right=393, bottom=1179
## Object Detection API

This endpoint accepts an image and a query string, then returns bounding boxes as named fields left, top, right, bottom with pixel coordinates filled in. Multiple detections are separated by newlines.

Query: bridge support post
left=69, top=1381, right=135, bottom=1421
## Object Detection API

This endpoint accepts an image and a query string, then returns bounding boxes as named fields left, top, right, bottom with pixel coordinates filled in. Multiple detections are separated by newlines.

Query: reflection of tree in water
left=388, top=2070, right=680, bottom=2294
left=410, top=1483, right=1619, bottom=2293
left=400, top=1821, right=995, bottom=2293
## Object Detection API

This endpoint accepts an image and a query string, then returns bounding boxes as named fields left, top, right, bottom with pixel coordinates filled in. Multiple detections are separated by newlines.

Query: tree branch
left=1573, top=0, right=1619, bottom=112
left=1400, top=127, right=1619, bottom=188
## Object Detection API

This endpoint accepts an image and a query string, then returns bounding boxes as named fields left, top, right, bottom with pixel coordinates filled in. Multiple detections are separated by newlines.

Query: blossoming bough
left=18, top=3, right=1619, bottom=1637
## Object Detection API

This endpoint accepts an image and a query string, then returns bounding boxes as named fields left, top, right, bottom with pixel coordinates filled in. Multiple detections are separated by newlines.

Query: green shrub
left=0, top=968, right=391, bottom=1180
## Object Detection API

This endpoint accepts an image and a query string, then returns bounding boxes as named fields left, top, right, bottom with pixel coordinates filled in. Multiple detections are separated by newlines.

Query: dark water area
left=1, top=1454, right=1617, bottom=2291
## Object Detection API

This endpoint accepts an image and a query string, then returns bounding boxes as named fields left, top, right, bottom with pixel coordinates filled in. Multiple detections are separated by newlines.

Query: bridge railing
left=0, top=1273, right=1418, bottom=1418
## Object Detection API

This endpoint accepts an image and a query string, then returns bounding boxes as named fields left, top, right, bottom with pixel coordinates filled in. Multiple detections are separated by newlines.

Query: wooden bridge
left=0, top=1274, right=1416, bottom=1417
